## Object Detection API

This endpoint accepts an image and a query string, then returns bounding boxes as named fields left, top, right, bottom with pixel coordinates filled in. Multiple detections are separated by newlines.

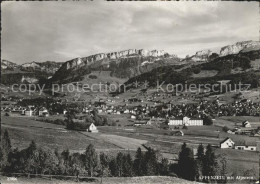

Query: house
left=38, top=107, right=49, bottom=117
left=87, top=123, right=98, bottom=133
left=22, top=108, right=33, bottom=116
left=172, top=130, right=184, bottom=136
left=227, top=130, right=235, bottom=134
left=106, top=109, right=113, bottom=114
left=242, top=121, right=251, bottom=128
left=124, top=109, right=130, bottom=114
left=220, top=138, right=235, bottom=149
left=130, top=115, right=136, bottom=119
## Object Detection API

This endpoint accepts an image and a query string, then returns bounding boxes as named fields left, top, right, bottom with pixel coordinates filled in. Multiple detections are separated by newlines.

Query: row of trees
left=1, top=130, right=225, bottom=183
left=65, top=109, right=112, bottom=130
left=170, top=143, right=220, bottom=182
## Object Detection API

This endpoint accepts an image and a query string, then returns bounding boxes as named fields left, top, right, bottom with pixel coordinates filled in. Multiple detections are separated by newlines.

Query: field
left=215, top=149, right=259, bottom=179
left=1, top=115, right=147, bottom=155
left=1, top=115, right=119, bottom=152
left=217, top=116, right=260, bottom=128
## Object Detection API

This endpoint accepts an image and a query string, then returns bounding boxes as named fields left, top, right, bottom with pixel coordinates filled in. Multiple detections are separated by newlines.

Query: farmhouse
left=38, top=107, right=49, bottom=117
left=220, top=138, right=235, bottom=149
left=227, top=130, right=235, bottom=134
left=168, top=116, right=203, bottom=126
left=87, top=123, right=98, bottom=133
left=242, top=121, right=251, bottom=128
left=22, top=108, right=33, bottom=116
left=172, top=130, right=184, bottom=136
left=130, top=115, right=136, bottom=119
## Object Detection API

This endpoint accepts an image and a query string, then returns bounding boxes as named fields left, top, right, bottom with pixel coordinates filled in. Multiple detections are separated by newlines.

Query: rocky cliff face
left=21, top=61, right=63, bottom=74
left=183, top=49, right=212, bottom=62
left=1, top=60, right=18, bottom=70
left=220, top=40, right=260, bottom=56
left=191, top=49, right=212, bottom=62
left=65, top=49, right=166, bottom=70
left=51, top=49, right=178, bottom=83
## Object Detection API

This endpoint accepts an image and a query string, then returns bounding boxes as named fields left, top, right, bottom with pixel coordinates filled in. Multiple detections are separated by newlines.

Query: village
left=2, top=91, right=260, bottom=150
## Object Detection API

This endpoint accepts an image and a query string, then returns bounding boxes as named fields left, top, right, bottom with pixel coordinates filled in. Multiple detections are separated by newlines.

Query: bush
left=222, top=126, right=229, bottom=132
left=54, top=119, right=65, bottom=126
left=203, top=116, right=213, bottom=125
left=193, top=67, right=201, bottom=74
left=73, top=122, right=89, bottom=130
left=5, top=113, right=9, bottom=116
left=111, top=122, right=117, bottom=126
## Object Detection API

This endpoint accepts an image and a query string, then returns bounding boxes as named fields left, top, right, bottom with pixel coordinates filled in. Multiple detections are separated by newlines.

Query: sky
left=1, top=1, right=259, bottom=64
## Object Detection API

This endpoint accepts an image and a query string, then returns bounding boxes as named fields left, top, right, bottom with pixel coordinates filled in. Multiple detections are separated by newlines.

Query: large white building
left=168, top=116, right=203, bottom=126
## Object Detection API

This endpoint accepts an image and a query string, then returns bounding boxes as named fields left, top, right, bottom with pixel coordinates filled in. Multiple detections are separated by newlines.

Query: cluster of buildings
left=226, top=121, right=260, bottom=137
left=2, top=105, right=50, bottom=117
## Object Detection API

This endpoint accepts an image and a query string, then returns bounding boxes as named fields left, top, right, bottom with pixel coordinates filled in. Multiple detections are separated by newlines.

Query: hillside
left=123, top=48, right=260, bottom=91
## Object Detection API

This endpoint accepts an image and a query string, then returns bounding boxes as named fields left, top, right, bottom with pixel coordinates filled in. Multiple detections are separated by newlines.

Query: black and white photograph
left=1, top=1, right=260, bottom=183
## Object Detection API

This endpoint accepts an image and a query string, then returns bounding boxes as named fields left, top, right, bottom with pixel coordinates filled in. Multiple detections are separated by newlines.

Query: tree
left=196, top=144, right=204, bottom=181
left=116, top=152, right=124, bottom=177
left=197, top=144, right=204, bottom=162
left=222, top=126, right=229, bottom=132
left=193, top=67, right=201, bottom=74
left=203, top=116, right=213, bottom=125
left=38, top=147, right=59, bottom=175
left=143, top=147, right=158, bottom=176
left=100, top=152, right=110, bottom=182
left=159, top=158, right=169, bottom=175
left=133, top=147, right=144, bottom=176
left=1, top=130, right=12, bottom=170
left=109, top=158, right=117, bottom=176
left=219, top=154, right=227, bottom=183
left=122, top=153, right=133, bottom=177
left=65, top=109, right=76, bottom=130
left=178, top=143, right=196, bottom=181
left=84, top=144, right=98, bottom=177
left=202, top=144, right=217, bottom=182
left=24, top=141, right=40, bottom=177
left=70, top=153, right=84, bottom=181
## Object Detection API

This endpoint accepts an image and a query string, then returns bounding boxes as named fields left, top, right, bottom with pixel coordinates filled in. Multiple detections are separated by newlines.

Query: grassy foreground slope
left=0, top=176, right=201, bottom=184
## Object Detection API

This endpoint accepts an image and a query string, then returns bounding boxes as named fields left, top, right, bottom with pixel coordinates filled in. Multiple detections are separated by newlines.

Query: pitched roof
left=220, top=137, right=233, bottom=144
